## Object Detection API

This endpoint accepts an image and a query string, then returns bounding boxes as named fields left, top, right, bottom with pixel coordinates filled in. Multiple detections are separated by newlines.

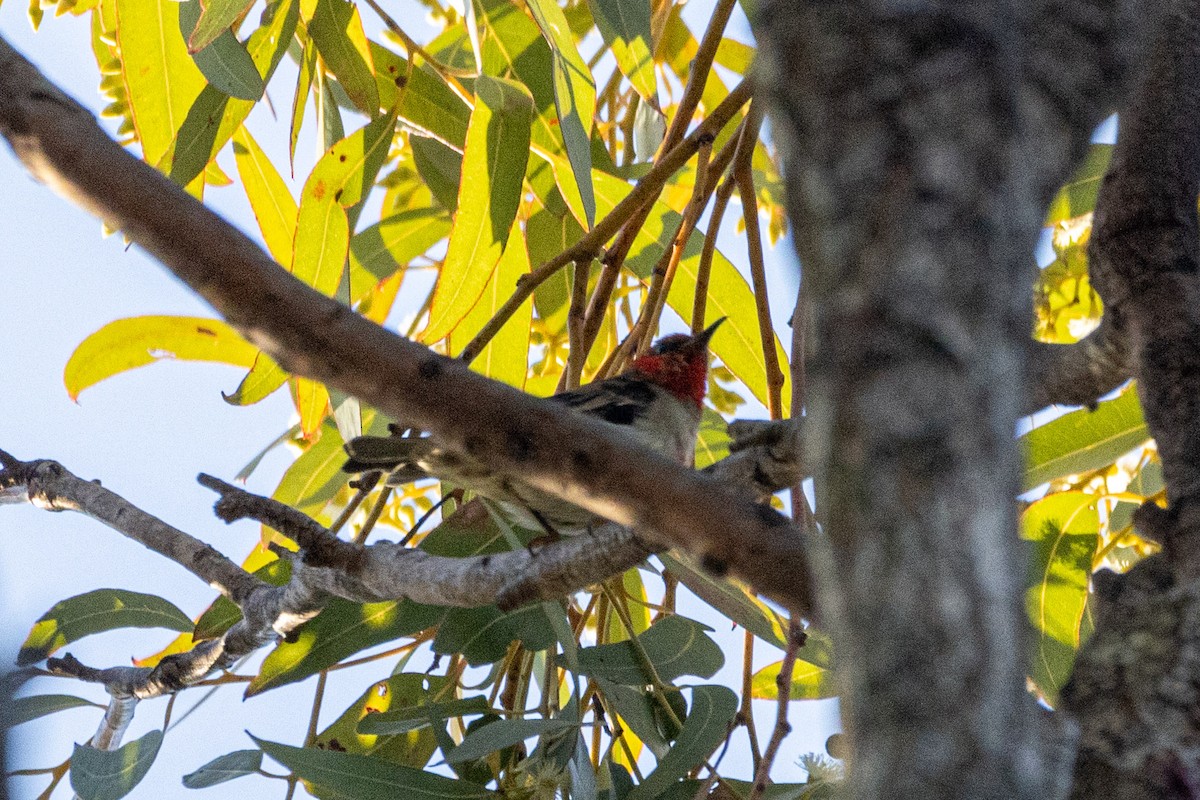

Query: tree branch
left=0, top=37, right=811, bottom=614
left=1056, top=0, right=1200, bottom=795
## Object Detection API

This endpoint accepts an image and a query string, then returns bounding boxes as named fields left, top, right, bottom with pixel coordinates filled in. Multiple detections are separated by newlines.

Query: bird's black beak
left=691, top=317, right=726, bottom=350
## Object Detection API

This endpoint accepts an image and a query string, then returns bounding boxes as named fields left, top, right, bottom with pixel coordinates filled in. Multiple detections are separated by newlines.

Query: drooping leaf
left=357, top=696, right=491, bottom=736
left=19, top=589, right=193, bottom=666
left=232, top=126, right=297, bottom=267
left=659, top=553, right=786, bottom=649
left=587, top=0, right=655, bottom=100
left=166, top=0, right=297, bottom=186
left=575, top=615, right=723, bottom=685
left=526, top=0, right=596, bottom=227
left=71, top=730, right=163, bottom=800
left=116, top=0, right=207, bottom=165
left=626, top=686, right=738, bottom=800
left=423, top=76, right=533, bottom=343
left=295, top=377, right=330, bottom=437
left=750, top=629, right=838, bottom=700
left=448, top=219, right=533, bottom=388
left=182, top=749, right=263, bottom=789
left=293, top=111, right=398, bottom=297
left=349, top=207, right=451, bottom=284
left=185, top=0, right=253, bottom=52
left=1021, top=386, right=1147, bottom=490
left=447, top=718, right=578, bottom=764
left=314, top=674, right=451, bottom=768
left=1022, top=491, right=1100, bottom=702
left=64, top=316, right=257, bottom=400
left=3, top=694, right=101, bottom=728
left=307, top=0, right=378, bottom=115
left=253, top=736, right=500, bottom=799
left=433, top=604, right=557, bottom=665
left=249, top=600, right=444, bottom=695
left=179, top=0, right=264, bottom=100
left=224, top=350, right=289, bottom=406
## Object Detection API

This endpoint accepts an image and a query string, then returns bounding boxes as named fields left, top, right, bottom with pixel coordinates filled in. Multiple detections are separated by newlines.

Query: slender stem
left=733, top=104, right=784, bottom=418
left=561, top=258, right=592, bottom=391
left=748, top=621, right=804, bottom=800
left=461, top=80, right=753, bottom=366
left=635, top=137, right=714, bottom=353
left=658, top=0, right=739, bottom=155
left=356, top=485, right=393, bottom=545
left=361, top=0, right=475, bottom=92
left=741, top=629, right=763, bottom=769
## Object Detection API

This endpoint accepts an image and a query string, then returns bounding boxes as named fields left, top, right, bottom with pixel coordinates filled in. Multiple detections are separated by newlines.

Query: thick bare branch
left=0, top=450, right=261, bottom=602
left=0, top=37, right=810, bottom=614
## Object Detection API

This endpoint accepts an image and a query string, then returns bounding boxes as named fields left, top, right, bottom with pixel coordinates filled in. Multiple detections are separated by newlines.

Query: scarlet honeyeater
left=343, top=318, right=724, bottom=533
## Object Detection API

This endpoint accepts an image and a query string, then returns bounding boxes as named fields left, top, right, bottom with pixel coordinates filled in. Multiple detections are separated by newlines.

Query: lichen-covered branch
left=0, top=36, right=809, bottom=614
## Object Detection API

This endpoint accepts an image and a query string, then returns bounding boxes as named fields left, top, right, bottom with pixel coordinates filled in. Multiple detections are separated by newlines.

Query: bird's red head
left=629, top=318, right=725, bottom=408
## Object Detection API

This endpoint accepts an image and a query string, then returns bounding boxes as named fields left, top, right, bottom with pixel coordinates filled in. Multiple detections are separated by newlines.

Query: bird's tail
left=343, top=435, right=433, bottom=484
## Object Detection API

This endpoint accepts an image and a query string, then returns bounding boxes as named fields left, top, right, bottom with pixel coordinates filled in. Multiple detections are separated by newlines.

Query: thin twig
left=748, top=620, right=806, bottom=800
left=460, top=80, right=754, bottom=365
left=733, top=103, right=785, bottom=418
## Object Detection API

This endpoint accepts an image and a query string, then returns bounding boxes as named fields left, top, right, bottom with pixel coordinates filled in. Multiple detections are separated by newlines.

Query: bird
left=342, top=318, right=725, bottom=534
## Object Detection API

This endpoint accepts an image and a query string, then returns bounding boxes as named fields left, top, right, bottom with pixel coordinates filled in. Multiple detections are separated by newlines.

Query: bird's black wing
left=548, top=374, right=658, bottom=427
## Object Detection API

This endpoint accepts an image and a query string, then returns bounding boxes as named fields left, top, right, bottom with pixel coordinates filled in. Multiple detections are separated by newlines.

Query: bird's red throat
left=631, top=354, right=708, bottom=408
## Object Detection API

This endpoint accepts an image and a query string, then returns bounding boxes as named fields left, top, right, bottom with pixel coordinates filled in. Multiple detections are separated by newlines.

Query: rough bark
left=754, top=1, right=1154, bottom=797
left=1057, top=2, right=1200, bottom=797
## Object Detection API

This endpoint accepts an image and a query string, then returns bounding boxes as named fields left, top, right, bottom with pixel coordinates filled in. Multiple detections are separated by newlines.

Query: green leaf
left=448, top=219, right=532, bottom=388
left=1045, top=144, right=1113, bottom=225
left=350, top=208, right=452, bottom=283
left=473, top=0, right=563, bottom=193
left=423, top=76, right=533, bottom=343
left=575, top=615, right=723, bottom=685
left=750, top=633, right=837, bottom=700
left=433, top=605, right=556, bottom=666
left=526, top=0, right=596, bottom=227
left=659, top=553, right=786, bottom=649
left=270, top=420, right=353, bottom=518
left=626, top=686, right=738, bottom=800
left=250, top=599, right=444, bottom=695
left=19, top=589, right=193, bottom=666
left=412, top=136, right=465, bottom=213
left=71, top=730, right=163, bottom=800
left=447, top=718, right=577, bottom=763
left=396, top=63, right=471, bottom=149
left=167, top=0, right=297, bottom=186
left=182, top=749, right=262, bottom=789
left=308, top=0, right=378, bottom=115
left=357, top=696, right=491, bottom=736
left=4, top=694, right=100, bottom=728
left=224, top=351, right=289, bottom=406
left=117, top=0, right=207, bottom=166
left=693, top=408, right=731, bottom=470
left=180, top=0, right=264, bottom=100
left=314, top=674, right=451, bottom=768
left=1021, top=386, right=1147, bottom=490
left=586, top=0, right=655, bottom=100
left=64, top=316, right=257, bottom=400
left=185, top=0, right=253, bottom=52
left=1022, top=491, right=1100, bottom=702
left=294, top=111, right=397, bottom=297
left=291, top=35, right=318, bottom=165
left=253, top=736, right=500, bottom=799
left=233, top=126, right=297, bottom=267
